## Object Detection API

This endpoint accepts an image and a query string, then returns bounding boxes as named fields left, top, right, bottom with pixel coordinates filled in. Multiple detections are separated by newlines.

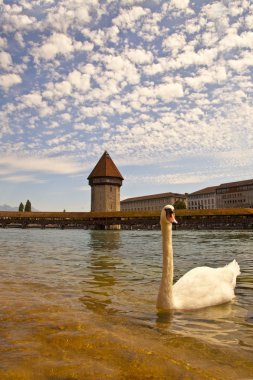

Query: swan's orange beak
left=165, top=208, right=178, bottom=224
left=170, top=213, right=178, bottom=225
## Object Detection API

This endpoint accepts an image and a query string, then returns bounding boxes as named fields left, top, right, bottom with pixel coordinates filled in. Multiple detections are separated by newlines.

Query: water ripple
left=0, top=228, right=252, bottom=358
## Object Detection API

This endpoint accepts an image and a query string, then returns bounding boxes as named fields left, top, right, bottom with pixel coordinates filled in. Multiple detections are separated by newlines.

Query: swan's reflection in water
left=156, top=310, right=174, bottom=326
left=246, top=310, right=253, bottom=323
left=155, top=302, right=252, bottom=348
left=80, top=230, right=121, bottom=315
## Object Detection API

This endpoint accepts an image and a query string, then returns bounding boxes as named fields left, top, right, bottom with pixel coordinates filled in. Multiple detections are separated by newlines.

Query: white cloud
left=14, top=32, right=25, bottom=47
left=47, top=133, right=74, bottom=146
left=76, top=185, right=90, bottom=192
left=43, top=80, right=72, bottom=99
left=178, top=48, right=218, bottom=68
left=171, top=0, right=190, bottom=10
left=20, top=91, right=54, bottom=117
left=81, top=41, right=94, bottom=52
left=2, top=13, right=36, bottom=33
left=68, top=70, right=91, bottom=92
left=61, top=113, right=71, bottom=121
left=219, top=31, right=253, bottom=51
left=22, top=92, right=43, bottom=107
left=112, top=6, right=150, bottom=29
left=185, top=19, right=201, bottom=34
left=109, top=99, right=131, bottom=114
left=105, top=25, right=120, bottom=44
left=0, top=73, right=22, bottom=91
left=0, top=37, right=8, bottom=48
left=185, top=66, right=227, bottom=90
left=121, top=0, right=146, bottom=4
left=228, top=51, right=253, bottom=73
left=137, top=10, right=162, bottom=41
left=73, top=123, right=96, bottom=131
left=245, top=14, right=253, bottom=29
left=162, top=33, right=186, bottom=55
left=32, top=33, right=74, bottom=62
left=44, top=0, right=97, bottom=33
left=0, top=155, right=84, bottom=175
left=80, top=106, right=102, bottom=118
left=53, top=99, right=67, bottom=112
left=85, top=25, right=120, bottom=46
left=125, top=48, right=153, bottom=65
left=2, top=174, right=46, bottom=184
left=155, top=83, right=184, bottom=101
left=201, top=32, right=219, bottom=48
left=4, top=4, right=23, bottom=14
left=75, top=6, right=90, bottom=23
left=79, top=63, right=96, bottom=75
left=143, top=47, right=218, bottom=76
left=103, top=55, right=140, bottom=85
left=143, top=62, right=165, bottom=76
left=128, top=172, right=211, bottom=185
left=47, top=121, right=60, bottom=129
left=203, top=2, right=227, bottom=20
left=0, top=51, right=13, bottom=70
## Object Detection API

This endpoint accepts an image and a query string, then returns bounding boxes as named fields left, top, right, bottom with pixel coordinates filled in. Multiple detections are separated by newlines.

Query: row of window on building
left=121, top=179, right=253, bottom=211
left=188, top=179, right=253, bottom=209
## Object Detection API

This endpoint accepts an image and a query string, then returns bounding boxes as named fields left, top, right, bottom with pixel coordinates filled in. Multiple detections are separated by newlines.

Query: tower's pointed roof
left=87, top=151, right=124, bottom=180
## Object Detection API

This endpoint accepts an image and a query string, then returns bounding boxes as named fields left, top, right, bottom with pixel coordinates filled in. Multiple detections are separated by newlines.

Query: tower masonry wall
left=91, top=184, right=120, bottom=212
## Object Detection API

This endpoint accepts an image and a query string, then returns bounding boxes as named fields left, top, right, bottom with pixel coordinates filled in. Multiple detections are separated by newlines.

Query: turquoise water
left=0, top=228, right=252, bottom=379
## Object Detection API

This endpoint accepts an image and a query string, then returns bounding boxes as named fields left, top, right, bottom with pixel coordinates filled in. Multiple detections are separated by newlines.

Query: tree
left=174, top=200, right=186, bottom=210
left=24, top=199, right=32, bottom=212
left=18, top=202, right=24, bottom=212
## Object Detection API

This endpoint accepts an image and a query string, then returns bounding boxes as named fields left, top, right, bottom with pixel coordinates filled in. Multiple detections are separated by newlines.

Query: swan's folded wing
left=172, top=266, right=237, bottom=310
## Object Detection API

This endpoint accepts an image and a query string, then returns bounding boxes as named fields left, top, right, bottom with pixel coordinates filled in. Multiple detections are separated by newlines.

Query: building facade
left=88, top=151, right=124, bottom=212
left=121, top=192, right=187, bottom=212
left=216, top=179, right=253, bottom=208
left=188, top=179, right=253, bottom=209
left=188, top=186, right=217, bottom=210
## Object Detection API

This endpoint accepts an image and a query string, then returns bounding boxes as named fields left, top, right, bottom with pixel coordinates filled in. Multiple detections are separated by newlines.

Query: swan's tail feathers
left=225, top=260, right=241, bottom=289
left=227, top=259, right=241, bottom=276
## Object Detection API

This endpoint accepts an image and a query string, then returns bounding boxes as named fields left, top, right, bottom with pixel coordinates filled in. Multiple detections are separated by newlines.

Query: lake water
left=0, top=228, right=252, bottom=379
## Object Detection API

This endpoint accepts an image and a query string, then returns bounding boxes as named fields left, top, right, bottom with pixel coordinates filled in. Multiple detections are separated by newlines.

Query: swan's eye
left=165, top=208, right=174, bottom=215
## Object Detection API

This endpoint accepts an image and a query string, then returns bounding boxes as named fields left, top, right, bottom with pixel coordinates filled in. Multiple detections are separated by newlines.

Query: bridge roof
left=87, top=151, right=124, bottom=180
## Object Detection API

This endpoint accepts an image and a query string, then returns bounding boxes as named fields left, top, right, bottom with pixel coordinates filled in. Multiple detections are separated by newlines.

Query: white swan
left=156, top=205, right=240, bottom=311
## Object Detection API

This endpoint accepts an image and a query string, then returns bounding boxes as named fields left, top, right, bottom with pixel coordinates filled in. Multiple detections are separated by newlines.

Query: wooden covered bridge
left=0, top=208, right=252, bottom=230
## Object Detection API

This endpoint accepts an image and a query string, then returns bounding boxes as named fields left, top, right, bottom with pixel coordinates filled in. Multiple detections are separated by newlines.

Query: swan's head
left=160, top=205, right=178, bottom=225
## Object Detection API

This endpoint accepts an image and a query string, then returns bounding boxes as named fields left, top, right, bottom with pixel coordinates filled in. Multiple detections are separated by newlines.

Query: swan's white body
left=157, top=205, right=240, bottom=311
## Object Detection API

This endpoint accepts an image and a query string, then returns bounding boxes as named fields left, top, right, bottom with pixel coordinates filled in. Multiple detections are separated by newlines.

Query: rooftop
left=88, top=151, right=124, bottom=180
left=217, top=179, right=253, bottom=189
left=189, top=186, right=218, bottom=196
left=121, top=192, right=186, bottom=203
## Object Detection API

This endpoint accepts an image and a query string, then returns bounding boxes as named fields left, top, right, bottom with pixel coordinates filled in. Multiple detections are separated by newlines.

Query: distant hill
left=0, top=204, right=39, bottom=211
left=0, top=204, right=18, bottom=211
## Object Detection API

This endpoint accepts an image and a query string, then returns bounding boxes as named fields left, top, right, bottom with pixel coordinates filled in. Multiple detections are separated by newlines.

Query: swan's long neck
left=157, top=222, right=174, bottom=310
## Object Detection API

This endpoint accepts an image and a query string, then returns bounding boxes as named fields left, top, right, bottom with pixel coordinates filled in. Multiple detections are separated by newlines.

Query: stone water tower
left=87, top=151, right=124, bottom=212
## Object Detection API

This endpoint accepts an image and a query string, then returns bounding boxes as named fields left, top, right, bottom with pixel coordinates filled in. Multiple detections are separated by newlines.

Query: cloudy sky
left=0, top=0, right=253, bottom=211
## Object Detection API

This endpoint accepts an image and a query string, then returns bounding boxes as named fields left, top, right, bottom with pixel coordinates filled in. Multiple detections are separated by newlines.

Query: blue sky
left=0, top=0, right=253, bottom=211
